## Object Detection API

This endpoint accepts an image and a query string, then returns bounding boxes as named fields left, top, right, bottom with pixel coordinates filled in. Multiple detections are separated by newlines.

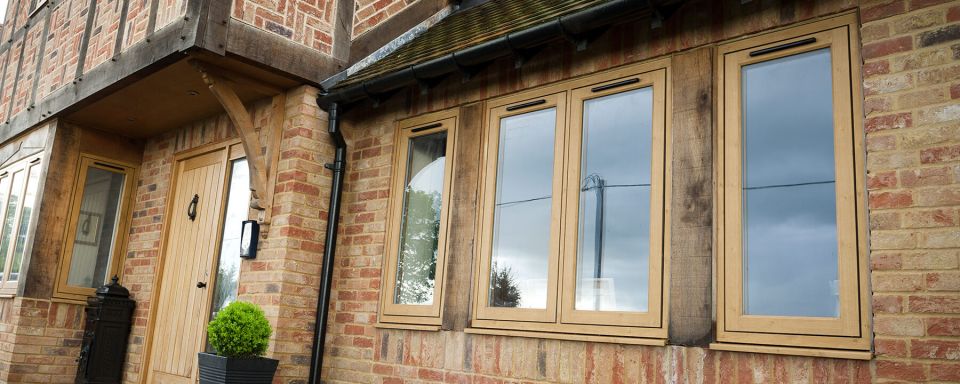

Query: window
left=472, top=60, right=669, bottom=340
left=209, top=156, right=250, bottom=321
left=0, top=154, right=42, bottom=295
left=714, top=16, right=870, bottom=353
left=379, top=110, right=457, bottom=326
left=54, top=155, right=136, bottom=301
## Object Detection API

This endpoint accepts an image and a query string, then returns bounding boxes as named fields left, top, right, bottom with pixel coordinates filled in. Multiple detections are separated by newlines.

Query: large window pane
left=0, top=171, right=24, bottom=279
left=741, top=48, right=839, bottom=317
left=9, top=165, right=40, bottom=282
left=490, top=108, right=556, bottom=309
left=66, top=167, right=127, bottom=288
left=209, top=159, right=250, bottom=321
left=394, top=132, right=447, bottom=305
left=575, top=88, right=653, bottom=312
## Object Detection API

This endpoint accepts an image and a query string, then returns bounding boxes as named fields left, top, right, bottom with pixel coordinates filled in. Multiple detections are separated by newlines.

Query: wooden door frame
left=140, top=138, right=243, bottom=384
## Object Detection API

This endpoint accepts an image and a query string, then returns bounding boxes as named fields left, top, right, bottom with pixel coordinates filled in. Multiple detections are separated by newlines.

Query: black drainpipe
left=308, top=102, right=345, bottom=384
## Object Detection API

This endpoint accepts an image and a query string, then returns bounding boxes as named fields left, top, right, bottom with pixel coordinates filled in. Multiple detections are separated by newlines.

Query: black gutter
left=317, top=0, right=656, bottom=109
left=308, top=102, right=346, bottom=384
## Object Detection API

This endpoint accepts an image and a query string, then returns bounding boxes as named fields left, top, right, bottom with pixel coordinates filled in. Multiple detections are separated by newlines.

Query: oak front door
left=146, top=143, right=238, bottom=383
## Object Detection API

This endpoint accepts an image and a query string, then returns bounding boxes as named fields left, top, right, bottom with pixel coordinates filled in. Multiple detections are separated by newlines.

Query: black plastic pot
left=197, top=352, right=279, bottom=384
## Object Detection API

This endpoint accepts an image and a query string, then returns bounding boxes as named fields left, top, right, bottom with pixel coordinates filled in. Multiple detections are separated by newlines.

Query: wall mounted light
left=240, top=220, right=260, bottom=259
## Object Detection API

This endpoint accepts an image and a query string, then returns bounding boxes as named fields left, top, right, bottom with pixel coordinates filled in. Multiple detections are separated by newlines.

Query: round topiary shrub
left=207, top=301, right=272, bottom=358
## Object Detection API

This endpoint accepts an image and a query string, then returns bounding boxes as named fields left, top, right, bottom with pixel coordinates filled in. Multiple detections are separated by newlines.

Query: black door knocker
left=187, top=194, right=199, bottom=221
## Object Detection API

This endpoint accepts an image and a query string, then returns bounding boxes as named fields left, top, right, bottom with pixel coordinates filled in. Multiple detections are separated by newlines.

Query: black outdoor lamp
left=240, top=220, right=260, bottom=259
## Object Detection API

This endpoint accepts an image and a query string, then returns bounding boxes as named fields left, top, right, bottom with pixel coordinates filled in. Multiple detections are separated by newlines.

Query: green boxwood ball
left=207, top=301, right=272, bottom=358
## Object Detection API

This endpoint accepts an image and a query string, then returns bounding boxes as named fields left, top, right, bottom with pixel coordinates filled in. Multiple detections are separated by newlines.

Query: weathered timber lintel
left=191, top=59, right=273, bottom=214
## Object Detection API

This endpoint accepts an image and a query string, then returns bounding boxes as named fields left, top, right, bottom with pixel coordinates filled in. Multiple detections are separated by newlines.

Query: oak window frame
left=471, top=59, right=672, bottom=340
left=0, top=153, right=43, bottom=296
left=53, top=154, right=137, bottom=302
left=713, top=15, right=871, bottom=353
left=378, top=109, right=458, bottom=327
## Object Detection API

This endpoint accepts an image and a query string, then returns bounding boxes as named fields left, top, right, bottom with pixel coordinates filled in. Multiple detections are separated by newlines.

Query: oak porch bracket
left=190, top=59, right=285, bottom=221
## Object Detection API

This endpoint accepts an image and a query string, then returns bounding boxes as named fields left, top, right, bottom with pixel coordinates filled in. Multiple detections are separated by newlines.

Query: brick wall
left=35, top=0, right=90, bottom=102
left=0, top=298, right=85, bottom=383
left=232, top=0, right=338, bottom=54
left=321, top=0, right=960, bottom=383
left=352, top=0, right=416, bottom=39
left=860, top=0, right=960, bottom=382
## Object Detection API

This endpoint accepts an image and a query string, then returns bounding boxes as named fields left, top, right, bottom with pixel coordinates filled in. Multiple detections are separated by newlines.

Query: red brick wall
left=154, top=0, right=188, bottom=31
left=352, top=0, right=416, bottom=39
left=0, top=298, right=85, bottom=383
left=232, top=0, right=338, bottom=54
left=35, top=0, right=90, bottom=102
left=83, top=0, right=124, bottom=73
left=860, top=0, right=960, bottom=382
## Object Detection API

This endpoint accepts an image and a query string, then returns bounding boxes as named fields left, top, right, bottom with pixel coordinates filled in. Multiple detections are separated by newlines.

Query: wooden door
left=146, top=147, right=230, bottom=383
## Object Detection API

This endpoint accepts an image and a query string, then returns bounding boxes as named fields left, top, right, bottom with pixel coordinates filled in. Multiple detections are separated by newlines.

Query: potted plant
left=198, top=301, right=278, bottom=383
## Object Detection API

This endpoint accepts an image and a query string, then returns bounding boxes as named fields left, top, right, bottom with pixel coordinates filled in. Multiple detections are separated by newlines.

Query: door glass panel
left=66, top=166, right=127, bottom=288
left=394, top=132, right=447, bottom=305
left=10, top=164, right=40, bottom=281
left=209, top=159, right=250, bottom=322
left=489, top=108, right=556, bottom=309
left=0, top=171, right=24, bottom=280
left=575, top=87, right=653, bottom=312
left=741, top=48, right=839, bottom=317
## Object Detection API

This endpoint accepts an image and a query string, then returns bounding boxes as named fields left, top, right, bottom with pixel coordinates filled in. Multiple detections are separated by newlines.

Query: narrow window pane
left=741, top=48, right=839, bottom=317
left=0, top=171, right=24, bottom=279
left=0, top=176, right=10, bottom=277
left=66, top=167, right=127, bottom=288
left=575, top=88, right=653, bottom=312
left=394, top=132, right=447, bottom=305
left=10, top=165, right=40, bottom=281
left=210, top=159, right=250, bottom=320
left=490, top=108, right=556, bottom=309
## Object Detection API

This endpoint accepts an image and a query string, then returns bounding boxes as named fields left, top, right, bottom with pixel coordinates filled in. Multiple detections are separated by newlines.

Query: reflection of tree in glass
left=394, top=189, right=441, bottom=305
left=489, top=262, right=521, bottom=307
left=212, top=263, right=238, bottom=316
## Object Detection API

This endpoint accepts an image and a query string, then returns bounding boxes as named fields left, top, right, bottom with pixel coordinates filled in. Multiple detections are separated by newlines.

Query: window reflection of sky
left=741, top=48, right=839, bottom=318
left=491, top=108, right=556, bottom=309
left=576, top=88, right=653, bottom=312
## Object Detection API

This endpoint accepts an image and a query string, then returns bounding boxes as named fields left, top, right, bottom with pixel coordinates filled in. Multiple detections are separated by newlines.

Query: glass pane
left=489, top=108, right=556, bottom=309
left=394, top=131, right=447, bottom=305
left=209, top=159, right=250, bottom=322
left=66, top=166, right=127, bottom=288
left=575, top=88, right=653, bottom=312
left=0, top=171, right=24, bottom=280
left=10, top=164, right=40, bottom=281
left=741, top=48, right=839, bottom=317
left=0, top=177, right=8, bottom=277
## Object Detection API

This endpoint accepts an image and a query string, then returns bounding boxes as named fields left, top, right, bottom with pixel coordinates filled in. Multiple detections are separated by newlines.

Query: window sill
left=465, top=327, right=666, bottom=346
left=375, top=322, right=441, bottom=332
left=709, top=343, right=872, bottom=360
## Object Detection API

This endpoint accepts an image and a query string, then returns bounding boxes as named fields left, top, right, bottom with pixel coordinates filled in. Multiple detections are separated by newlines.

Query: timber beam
left=191, top=59, right=280, bottom=217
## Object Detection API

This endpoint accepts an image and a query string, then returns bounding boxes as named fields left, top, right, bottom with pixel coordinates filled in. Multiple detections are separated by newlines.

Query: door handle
left=196, top=281, right=207, bottom=288
left=187, top=194, right=199, bottom=221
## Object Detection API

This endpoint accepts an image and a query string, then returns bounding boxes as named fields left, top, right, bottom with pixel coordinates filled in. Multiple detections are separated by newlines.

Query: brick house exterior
left=0, top=0, right=955, bottom=384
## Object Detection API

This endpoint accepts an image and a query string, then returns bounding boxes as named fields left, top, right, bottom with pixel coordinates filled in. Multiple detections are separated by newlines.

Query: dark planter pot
left=197, top=352, right=279, bottom=384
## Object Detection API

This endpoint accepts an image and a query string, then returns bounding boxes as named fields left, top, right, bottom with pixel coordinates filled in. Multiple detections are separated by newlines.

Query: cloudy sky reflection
left=741, top=48, right=840, bottom=318
left=576, top=88, right=653, bottom=312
